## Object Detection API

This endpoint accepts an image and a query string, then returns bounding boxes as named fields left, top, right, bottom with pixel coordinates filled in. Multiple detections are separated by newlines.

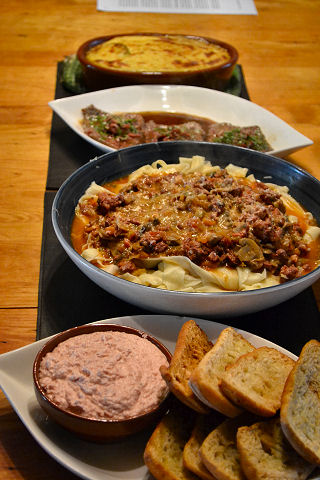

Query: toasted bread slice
left=160, top=320, right=212, bottom=413
left=183, top=412, right=224, bottom=480
left=237, top=417, right=314, bottom=480
left=200, top=413, right=257, bottom=480
left=281, top=339, right=320, bottom=465
left=144, top=400, right=198, bottom=480
left=220, top=347, right=295, bottom=417
left=190, top=327, right=255, bottom=417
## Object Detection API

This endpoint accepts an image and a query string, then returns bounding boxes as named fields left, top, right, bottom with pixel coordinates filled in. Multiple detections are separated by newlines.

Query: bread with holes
left=144, top=400, right=198, bottom=480
left=280, top=339, right=320, bottom=465
left=183, top=411, right=224, bottom=480
left=237, top=417, right=314, bottom=480
left=200, top=413, right=257, bottom=480
left=220, top=347, right=295, bottom=417
left=160, top=320, right=212, bottom=413
left=190, top=327, right=255, bottom=417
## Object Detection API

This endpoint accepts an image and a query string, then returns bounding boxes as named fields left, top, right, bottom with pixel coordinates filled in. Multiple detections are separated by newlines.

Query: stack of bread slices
left=144, top=320, right=320, bottom=480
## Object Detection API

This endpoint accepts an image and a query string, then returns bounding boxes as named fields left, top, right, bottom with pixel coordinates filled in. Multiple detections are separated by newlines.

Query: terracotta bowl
left=77, top=33, right=238, bottom=91
left=33, top=323, right=172, bottom=443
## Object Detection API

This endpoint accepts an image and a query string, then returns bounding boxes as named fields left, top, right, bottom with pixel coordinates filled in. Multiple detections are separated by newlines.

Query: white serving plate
left=49, top=85, right=312, bottom=158
left=2, top=315, right=319, bottom=480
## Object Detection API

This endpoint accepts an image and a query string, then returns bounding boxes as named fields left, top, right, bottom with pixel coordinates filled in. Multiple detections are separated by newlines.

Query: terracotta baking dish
left=77, top=33, right=238, bottom=91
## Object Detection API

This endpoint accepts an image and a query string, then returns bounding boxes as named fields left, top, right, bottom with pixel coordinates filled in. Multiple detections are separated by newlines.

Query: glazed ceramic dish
left=51, top=142, right=320, bottom=318
left=0, top=315, right=303, bottom=480
left=76, top=33, right=238, bottom=91
left=48, top=85, right=313, bottom=158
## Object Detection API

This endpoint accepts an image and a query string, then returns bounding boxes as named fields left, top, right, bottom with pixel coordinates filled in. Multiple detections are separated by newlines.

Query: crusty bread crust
left=160, top=320, right=212, bottom=413
left=183, top=412, right=224, bottom=480
left=190, top=327, right=254, bottom=417
left=280, top=339, right=320, bottom=466
left=237, top=418, right=314, bottom=480
left=200, top=413, right=256, bottom=480
left=220, top=347, right=295, bottom=417
left=144, top=401, right=198, bottom=480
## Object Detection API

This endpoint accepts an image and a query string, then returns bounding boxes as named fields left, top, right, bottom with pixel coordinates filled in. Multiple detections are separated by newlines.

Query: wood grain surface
left=1, top=1, right=320, bottom=478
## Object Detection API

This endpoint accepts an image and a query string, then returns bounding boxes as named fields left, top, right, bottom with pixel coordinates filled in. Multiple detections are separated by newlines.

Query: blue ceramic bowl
left=52, top=142, right=320, bottom=318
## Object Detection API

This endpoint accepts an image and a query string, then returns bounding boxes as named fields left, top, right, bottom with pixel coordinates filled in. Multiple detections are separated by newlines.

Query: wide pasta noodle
left=74, top=156, right=320, bottom=293
left=127, top=155, right=221, bottom=181
left=115, top=257, right=279, bottom=292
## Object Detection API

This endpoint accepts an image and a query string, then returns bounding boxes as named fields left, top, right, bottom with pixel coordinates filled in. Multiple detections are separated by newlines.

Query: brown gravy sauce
left=138, top=110, right=216, bottom=131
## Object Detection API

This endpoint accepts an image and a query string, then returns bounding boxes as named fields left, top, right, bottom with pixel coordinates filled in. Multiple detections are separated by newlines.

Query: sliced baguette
left=144, top=400, right=198, bottom=480
left=190, top=327, right=255, bottom=417
left=220, top=347, right=295, bottom=417
left=183, top=412, right=224, bottom=480
left=200, top=413, right=257, bottom=480
left=237, top=417, right=314, bottom=480
left=280, top=339, right=320, bottom=465
left=160, top=319, right=212, bottom=413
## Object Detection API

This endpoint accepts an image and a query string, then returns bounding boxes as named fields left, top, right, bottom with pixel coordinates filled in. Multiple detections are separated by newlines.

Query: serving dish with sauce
left=49, top=85, right=313, bottom=158
left=81, top=106, right=271, bottom=152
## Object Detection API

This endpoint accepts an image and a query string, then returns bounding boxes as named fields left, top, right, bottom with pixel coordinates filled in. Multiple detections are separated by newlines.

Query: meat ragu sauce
left=81, top=105, right=272, bottom=152
left=71, top=160, right=320, bottom=290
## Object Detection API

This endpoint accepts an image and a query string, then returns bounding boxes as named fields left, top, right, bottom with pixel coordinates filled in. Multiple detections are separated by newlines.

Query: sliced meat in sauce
left=82, top=106, right=146, bottom=149
left=207, top=122, right=271, bottom=152
left=81, top=106, right=272, bottom=152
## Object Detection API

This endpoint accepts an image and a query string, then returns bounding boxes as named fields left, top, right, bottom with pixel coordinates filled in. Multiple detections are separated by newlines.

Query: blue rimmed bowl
left=52, top=141, right=320, bottom=318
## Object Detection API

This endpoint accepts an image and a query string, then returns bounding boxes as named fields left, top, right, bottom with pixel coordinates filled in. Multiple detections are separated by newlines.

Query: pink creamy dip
left=39, top=331, right=169, bottom=421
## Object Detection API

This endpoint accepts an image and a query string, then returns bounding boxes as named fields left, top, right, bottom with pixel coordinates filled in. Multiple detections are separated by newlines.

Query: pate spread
left=39, top=331, right=169, bottom=420
left=85, top=34, right=231, bottom=73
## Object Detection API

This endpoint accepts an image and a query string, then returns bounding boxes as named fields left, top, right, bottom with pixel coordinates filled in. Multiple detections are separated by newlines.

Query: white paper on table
left=97, top=0, right=257, bottom=15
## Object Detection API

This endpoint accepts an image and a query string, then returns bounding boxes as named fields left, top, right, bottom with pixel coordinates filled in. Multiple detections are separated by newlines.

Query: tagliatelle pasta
left=71, top=156, right=320, bottom=293
left=116, top=257, right=278, bottom=292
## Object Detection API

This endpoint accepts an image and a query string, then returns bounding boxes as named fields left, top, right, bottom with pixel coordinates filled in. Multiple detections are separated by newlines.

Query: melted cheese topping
left=86, top=35, right=231, bottom=72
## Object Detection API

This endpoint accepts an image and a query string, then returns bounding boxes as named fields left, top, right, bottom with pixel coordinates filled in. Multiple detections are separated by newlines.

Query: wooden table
left=0, top=1, right=319, bottom=478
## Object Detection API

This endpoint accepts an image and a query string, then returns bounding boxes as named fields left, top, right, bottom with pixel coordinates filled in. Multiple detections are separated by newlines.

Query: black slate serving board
left=37, top=64, right=320, bottom=356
